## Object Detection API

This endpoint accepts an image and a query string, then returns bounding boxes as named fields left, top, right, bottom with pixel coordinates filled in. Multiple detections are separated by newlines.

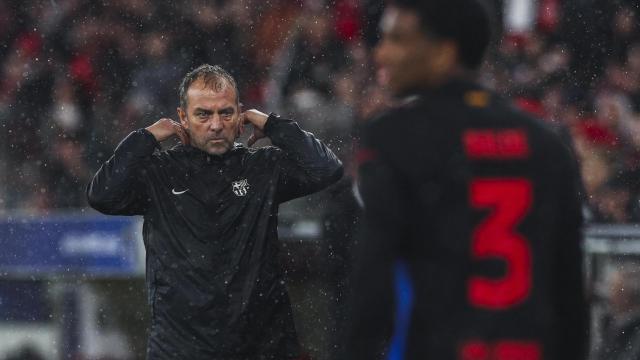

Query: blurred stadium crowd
left=0, top=0, right=638, bottom=221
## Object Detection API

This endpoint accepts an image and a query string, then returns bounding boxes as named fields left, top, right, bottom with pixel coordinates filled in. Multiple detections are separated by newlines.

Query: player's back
left=357, top=80, right=587, bottom=360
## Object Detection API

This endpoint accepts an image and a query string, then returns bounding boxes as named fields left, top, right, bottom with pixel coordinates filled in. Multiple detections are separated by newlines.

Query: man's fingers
left=176, top=129, right=187, bottom=145
left=242, top=109, right=268, bottom=129
left=179, top=128, right=190, bottom=145
left=247, top=134, right=256, bottom=147
left=170, top=121, right=189, bottom=145
left=147, top=118, right=179, bottom=142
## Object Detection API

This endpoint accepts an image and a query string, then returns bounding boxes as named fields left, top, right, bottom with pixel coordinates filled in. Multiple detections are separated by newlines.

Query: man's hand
left=145, top=118, right=190, bottom=145
left=241, top=109, right=269, bottom=147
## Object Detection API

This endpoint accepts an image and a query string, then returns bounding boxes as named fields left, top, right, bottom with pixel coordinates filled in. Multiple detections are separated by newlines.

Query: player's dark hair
left=392, top=0, right=492, bottom=69
left=179, top=64, right=239, bottom=109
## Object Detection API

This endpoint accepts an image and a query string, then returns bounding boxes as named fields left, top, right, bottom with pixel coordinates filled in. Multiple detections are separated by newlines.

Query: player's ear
left=432, top=41, right=458, bottom=73
left=177, top=107, right=188, bottom=128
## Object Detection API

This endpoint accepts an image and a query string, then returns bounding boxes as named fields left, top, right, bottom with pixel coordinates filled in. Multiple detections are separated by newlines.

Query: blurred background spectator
left=0, top=0, right=638, bottom=222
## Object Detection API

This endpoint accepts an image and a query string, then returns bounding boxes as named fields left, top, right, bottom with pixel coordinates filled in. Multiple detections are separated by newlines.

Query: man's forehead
left=187, top=80, right=238, bottom=107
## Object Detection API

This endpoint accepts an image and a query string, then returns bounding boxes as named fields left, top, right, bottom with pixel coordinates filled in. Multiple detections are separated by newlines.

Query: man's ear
left=237, top=103, right=244, bottom=136
left=237, top=120, right=245, bottom=137
left=177, top=107, right=188, bottom=128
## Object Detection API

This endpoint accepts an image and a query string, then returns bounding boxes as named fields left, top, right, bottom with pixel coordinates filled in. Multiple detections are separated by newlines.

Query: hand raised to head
left=145, top=118, right=190, bottom=145
left=241, top=109, right=269, bottom=147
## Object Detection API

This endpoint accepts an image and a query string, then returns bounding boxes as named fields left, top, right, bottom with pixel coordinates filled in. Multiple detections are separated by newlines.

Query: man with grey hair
left=87, top=64, right=343, bottom=359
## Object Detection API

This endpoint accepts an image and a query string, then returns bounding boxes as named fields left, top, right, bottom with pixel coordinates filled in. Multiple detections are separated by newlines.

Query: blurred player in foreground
left=87, top=64, right=342, bottom=359
left=347, top=0, right=589, bottom=359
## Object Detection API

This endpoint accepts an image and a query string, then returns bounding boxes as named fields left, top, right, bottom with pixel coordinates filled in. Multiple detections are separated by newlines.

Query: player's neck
left=399, top=67, right=478, bottom=97
left=433, top=67, right=477, bottom=88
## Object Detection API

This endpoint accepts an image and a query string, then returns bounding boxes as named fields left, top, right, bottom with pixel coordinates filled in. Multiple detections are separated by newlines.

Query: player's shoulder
left=505, top=103, right=565, bottom=145
left=499, top=101, right=575, bottom=164
left=366, top=95, right=424, bottom=124
left=362, top=97, right=424, bottom=145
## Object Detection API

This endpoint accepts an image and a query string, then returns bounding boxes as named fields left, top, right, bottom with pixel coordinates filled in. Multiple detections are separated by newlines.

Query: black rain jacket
left=87, top=114, right=343, bottom=359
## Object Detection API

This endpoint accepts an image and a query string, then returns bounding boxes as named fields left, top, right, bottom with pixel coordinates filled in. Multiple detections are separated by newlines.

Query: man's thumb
left=247, top=134, right=256, bottom=147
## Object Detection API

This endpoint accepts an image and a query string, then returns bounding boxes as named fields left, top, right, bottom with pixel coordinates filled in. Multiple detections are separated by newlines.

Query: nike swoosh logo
left=172, top=188, right=188, bottom=195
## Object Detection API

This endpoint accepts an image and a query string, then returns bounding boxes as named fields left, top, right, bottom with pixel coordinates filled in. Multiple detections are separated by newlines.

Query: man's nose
left=209, top=115, right=223, bottom=132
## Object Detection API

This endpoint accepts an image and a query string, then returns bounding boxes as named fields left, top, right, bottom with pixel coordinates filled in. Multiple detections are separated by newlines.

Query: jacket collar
left=174, top=142, right=245, bottom=165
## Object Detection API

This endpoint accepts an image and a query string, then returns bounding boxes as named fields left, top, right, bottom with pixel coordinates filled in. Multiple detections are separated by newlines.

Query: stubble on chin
left=204, top=140, right=232, bottom=155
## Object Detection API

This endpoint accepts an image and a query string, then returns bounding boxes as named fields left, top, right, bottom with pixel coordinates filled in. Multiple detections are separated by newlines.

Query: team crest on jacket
left=232, top=179, right=250, bottom=196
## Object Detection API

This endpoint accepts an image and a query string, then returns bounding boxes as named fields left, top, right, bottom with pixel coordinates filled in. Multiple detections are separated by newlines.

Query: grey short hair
left=178, top=64, right=239, bottom=109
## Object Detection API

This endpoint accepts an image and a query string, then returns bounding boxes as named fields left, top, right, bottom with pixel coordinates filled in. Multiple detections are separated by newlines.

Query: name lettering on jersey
left=232, top=179, right=250, bottom=197
left=463, top=129, right=530, bottom=160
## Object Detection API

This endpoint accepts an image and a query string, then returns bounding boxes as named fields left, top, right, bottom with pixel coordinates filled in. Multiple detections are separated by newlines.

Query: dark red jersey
left=348, top=80, right=588, bottom=360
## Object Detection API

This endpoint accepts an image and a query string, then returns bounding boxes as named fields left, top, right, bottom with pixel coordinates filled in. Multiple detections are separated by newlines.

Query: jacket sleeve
left=86, top=129, right=158, bottom=215
left=346, top=122, right=410, bottom=359
left=264, top=113, right=344, bottom=203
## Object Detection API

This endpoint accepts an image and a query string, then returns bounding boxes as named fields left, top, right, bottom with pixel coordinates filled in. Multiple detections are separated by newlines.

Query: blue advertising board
left=0, top=213, right=143, bottom=277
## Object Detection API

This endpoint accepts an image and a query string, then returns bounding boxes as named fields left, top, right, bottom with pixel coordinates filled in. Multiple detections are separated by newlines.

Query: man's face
left=178, top=79, right=242, bottom=156
left=374, top=6, right=450, bottom=95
